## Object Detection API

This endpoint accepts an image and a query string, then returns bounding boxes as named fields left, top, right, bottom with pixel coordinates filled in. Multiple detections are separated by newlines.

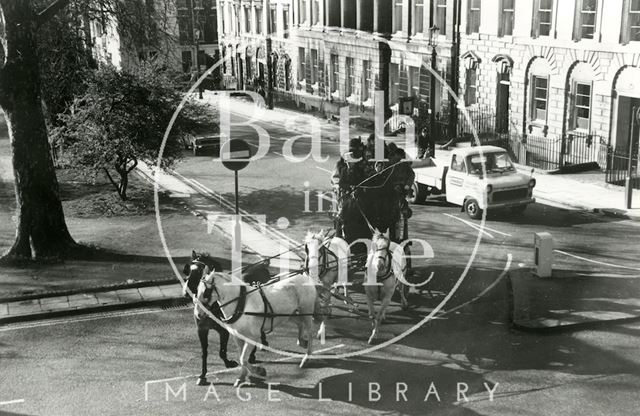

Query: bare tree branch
left=37, top=0, right=72, bottom=26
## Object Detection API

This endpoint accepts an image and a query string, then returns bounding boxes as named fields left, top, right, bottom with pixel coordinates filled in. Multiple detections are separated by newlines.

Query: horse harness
left=373, top=245, right=394, bottom=282
left=199, top=273, right=312, bottom=337
left=304, top=239, right=339, bottom=280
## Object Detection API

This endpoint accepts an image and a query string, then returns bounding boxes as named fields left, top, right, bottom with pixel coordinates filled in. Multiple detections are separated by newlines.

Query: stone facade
left=217, top=0, right=458, bottom=124
left=457, top=0, right=640, bottom=155
left=215, top=0, right=640, bottom=158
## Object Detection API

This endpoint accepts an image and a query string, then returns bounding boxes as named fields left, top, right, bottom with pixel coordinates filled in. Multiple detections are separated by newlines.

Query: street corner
left=598, top=207, right=640, bottom=222
left=507, top=267, right=640, bottom=331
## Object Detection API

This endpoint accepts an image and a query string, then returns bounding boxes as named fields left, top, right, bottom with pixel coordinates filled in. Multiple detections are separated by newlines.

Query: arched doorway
left=492, top=55, right=513, bottom=134
left=283, top=54, right=292, bottom=91
left=613, top=66, right=640, bottom=153
left=271, top=52, right=279, bottom=91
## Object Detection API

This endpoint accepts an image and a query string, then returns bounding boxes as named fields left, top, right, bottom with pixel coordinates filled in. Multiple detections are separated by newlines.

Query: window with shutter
left=573, top=0, right=598, bottom=40
left=345, top=58, right=355, bottom=97
left=435, top=0, right=447, bottom=36
left=530, top=76, right=549, bottom=123
left=393, top=1, right=403, bottom=33
left=621, top=0, right=640, bottom=43
left=572, top=82, right=592, bottom=130
left=499, top=0, right=515, bottom=37
left=465, top=68, right=477, bottom=106
left=413, top=0, right=424, bottom=35
left=467, top=0, right=481, bottom=34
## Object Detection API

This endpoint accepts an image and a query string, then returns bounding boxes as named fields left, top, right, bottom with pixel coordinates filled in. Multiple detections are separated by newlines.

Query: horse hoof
left=225, top=360, right=239, bottom=369
left=298, top=339, right=309, bottom=349
left=196, top=377, right=209, bottom=386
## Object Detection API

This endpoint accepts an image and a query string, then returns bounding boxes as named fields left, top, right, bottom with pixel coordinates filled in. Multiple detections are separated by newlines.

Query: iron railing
left=457, top=106, right=503, bottom=143
left=605, top=148, right=640, bottom=189
left=561, top=131, right=607, bottom=167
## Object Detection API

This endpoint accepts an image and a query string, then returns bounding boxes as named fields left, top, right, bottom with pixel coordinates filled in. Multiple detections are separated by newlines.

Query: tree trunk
left=0, top=0, right=77, bottom=262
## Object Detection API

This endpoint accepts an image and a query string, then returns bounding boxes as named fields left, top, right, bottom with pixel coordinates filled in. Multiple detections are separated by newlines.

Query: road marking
left=0, top=399, right=25, bottom=406
left=144, top=343, right=346, bottom=399
left=477, top=224, right=511, bottom=237
left=0, top=307, right=184, bottom=332
left=315, top=166, right=333, bottom=174
left=443, top=214, right=494, bottom=239
left=246, top=141, right=284, bottom=157
left=185, top=177, right=301, bottom=248
left=554, top=249, right=640, bottom=271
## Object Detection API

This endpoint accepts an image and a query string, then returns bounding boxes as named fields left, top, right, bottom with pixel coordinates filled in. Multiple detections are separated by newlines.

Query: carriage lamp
left=428, top=25, right=440, bottom=48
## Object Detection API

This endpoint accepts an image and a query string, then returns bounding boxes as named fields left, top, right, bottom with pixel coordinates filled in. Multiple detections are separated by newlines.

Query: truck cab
left=411, top=146, right=536, bottom=219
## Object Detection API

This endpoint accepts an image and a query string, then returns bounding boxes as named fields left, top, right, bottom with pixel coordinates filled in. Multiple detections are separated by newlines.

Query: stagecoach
left=181, top=155, right=419, bottom=386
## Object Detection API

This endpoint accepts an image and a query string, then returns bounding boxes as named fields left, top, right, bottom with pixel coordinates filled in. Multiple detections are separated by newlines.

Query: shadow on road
left=275, top=356, right=488, bottom=415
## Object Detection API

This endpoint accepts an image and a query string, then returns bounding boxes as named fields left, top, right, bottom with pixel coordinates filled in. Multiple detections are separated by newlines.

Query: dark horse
left=183, top=250, right=270, bottom=385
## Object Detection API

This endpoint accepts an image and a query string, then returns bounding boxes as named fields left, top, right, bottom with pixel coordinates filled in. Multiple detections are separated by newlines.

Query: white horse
left=196, top=268, right=317, bottom=386
left=365, top=231, right=408, bottom=344
left=303, top=230, right=351, bottom=339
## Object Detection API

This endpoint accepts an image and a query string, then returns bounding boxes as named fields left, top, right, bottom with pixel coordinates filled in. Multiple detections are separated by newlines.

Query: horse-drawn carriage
left=180, top=142, right=418, bottom=386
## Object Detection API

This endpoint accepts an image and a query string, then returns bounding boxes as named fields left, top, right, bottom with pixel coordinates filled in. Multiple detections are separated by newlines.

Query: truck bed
left=412, top=154, right=450, bottom=190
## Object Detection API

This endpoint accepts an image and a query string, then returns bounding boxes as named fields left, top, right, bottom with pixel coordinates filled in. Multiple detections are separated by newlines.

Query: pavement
left=1, top=94, right=639, bottom=332
left=508, top=267, right=640, bottom=331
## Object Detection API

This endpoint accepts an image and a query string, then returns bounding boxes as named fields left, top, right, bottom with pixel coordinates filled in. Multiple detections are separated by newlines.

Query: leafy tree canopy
left=53, top=63, right=213, bottom=200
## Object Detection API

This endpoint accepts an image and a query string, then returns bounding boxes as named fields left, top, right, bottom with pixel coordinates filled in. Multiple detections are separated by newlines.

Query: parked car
left=409, top=145, right=536, bottom=219
left=190, top=134, right=222, bottom=156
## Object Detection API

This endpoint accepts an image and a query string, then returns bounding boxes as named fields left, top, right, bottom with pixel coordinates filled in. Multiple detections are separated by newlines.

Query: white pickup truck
left=409, top=145, right=536, bottom=219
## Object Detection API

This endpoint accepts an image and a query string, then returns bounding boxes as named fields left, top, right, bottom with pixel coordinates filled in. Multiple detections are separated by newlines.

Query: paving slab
left=95, top=291, right=121, bottom=305
left=41, top=301, right=74, bottom=312
left=67, top=293, right=99, bottom=307
left=0, top=303, right=8, bottom=316
left=115, top=288, right=143, bottom=302
left=159, top=285, right=183, bottom=298
left=137, top=286, right=165, bottom=300
left=39, top=296, right=69, bottom=305
left=7, top=301, right=42, bottom=316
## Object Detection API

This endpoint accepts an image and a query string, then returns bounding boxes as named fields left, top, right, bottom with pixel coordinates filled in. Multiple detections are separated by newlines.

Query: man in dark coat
left=331, top=138, right=368, bottom=241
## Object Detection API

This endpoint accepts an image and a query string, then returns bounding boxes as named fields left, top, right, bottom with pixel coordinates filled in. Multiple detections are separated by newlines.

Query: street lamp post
left=190, top=2, right=203, bottom=100
left=194, top=28, right=203, bottom=99
left=428, top=25, right=440, bottom=145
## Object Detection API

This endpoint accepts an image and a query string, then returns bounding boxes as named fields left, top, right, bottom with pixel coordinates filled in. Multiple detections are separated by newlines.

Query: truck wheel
left=409, top=182, right=428, bottom=204
left=464, top=198, right=482, bottom=220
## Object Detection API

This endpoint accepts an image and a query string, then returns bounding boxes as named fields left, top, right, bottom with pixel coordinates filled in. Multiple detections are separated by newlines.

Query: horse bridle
left=373, top=239, right=393, bottom=280
left=188, top=258, right=217, bottom=301
left=304, top=237, right=335, bottom=278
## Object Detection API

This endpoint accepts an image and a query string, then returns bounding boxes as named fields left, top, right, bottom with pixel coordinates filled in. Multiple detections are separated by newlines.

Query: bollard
left=534, top=232, right=553, bottom=278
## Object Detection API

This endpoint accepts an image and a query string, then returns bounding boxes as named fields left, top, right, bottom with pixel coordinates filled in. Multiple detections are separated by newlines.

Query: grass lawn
left=0, top=136, right=249, bottom=298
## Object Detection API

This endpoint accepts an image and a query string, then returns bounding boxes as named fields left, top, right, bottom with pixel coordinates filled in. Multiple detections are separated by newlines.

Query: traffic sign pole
left=235, top=170, right=239, bottom=215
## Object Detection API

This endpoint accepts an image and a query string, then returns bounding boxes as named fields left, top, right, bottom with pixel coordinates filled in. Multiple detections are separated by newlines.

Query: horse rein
left=304, top=237, right=336, bottom=279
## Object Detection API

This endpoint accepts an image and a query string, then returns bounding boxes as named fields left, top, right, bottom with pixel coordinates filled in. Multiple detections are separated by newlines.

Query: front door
left=236, top=54, right=244, bottom=90
left=615, top=97, right=640, bottom=156
left=496, top=71, right=510, bottom=134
